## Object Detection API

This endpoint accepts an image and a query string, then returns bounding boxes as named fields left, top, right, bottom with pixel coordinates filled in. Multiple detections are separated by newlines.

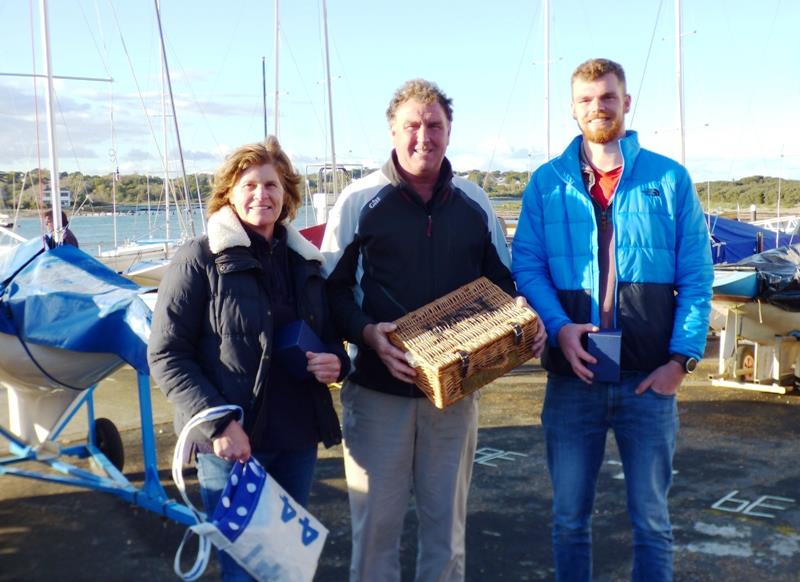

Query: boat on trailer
left=710, top=244, right=800, bottom=394
left=0, top=0, right=193, bottom=527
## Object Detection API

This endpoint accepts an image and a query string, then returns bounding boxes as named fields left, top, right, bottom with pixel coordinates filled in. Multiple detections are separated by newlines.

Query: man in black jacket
left=321, top=79, right=545, bottom=582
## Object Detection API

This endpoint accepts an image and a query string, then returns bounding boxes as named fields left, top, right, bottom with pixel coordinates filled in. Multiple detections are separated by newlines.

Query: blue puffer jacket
left=512, top=131, right=713, bottom=376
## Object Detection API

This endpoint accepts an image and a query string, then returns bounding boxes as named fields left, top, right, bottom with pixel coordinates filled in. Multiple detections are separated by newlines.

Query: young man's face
left=571, top=73, right=631, bottom=144
left=390, top=98, right=451, bottom=181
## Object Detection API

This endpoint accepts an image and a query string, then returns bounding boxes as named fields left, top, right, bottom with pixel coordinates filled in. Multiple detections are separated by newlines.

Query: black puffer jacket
left=148, top=205, right=347, bottom=450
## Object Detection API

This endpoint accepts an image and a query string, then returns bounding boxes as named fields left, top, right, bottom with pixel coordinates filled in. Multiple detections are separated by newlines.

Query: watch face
left=685, top=357, right=698, bottom=373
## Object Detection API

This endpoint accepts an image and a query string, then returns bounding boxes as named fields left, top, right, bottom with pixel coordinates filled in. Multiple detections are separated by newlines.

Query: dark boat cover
left=734, top=243, right=800, bottom=312
left=0, top=237, right=152, bottom=373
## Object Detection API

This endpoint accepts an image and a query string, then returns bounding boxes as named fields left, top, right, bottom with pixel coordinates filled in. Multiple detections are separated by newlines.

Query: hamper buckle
left=458, top=350, right=470, bottom=377
left=511, top=323, right=523, bottom=346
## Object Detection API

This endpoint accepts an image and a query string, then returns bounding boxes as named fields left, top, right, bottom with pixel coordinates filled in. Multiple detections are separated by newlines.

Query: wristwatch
left=670, top=353, right=698, bottom=374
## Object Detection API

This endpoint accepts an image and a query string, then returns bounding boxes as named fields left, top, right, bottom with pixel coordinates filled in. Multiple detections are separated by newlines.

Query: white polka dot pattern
left=211, top=456, right=266, bottom=542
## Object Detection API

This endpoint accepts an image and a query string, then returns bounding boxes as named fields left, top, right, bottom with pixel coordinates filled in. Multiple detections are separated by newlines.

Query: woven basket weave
left=388, top=277, right=539, bottom=409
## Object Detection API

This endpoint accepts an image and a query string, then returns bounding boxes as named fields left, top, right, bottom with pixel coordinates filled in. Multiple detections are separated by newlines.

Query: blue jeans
left=541, top=373, right=678, bottom=582
left=196, top=447, right=318, bottom=582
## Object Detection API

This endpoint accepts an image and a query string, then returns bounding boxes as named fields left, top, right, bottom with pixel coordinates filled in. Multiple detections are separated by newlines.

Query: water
left=8, top=205, right=319, bottom=255
left=6, top=198, right=512, bottom=255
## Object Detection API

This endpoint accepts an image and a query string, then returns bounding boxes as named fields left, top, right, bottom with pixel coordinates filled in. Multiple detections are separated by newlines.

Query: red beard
left=581, top=115, right=624, bottom=144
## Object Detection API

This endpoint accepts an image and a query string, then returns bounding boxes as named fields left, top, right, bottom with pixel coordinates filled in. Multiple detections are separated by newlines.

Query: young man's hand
left=635, top=360, right=685, bottom=396
left=557, top=323, right=598, bottom=384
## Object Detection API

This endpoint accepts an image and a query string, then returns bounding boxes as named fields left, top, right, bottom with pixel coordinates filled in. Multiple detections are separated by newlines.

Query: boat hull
left=0, top=333, right=125, bottom=444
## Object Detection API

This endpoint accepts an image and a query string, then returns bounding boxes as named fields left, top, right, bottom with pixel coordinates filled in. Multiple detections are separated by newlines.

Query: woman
left=148, top=137, right=348, bottom=581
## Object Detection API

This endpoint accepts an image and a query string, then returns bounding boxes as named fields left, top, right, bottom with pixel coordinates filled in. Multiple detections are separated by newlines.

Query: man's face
left=571, top=73, right=631, bottom=144
left=390, top=98, right=451, bottom=180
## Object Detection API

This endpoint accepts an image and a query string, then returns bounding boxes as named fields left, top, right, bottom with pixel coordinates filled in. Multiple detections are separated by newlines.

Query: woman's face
left=229, top=163, right=285, bottom=240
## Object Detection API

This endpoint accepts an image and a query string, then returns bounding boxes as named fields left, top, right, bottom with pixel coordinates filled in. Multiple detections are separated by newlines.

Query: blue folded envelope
left=587, top=329, right=622, bottom=383
left=274, top=320, right=327, bottom=381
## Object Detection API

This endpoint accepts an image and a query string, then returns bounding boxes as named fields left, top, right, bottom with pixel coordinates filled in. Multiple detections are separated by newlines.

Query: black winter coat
left=147, top=205, right=347, bottom=450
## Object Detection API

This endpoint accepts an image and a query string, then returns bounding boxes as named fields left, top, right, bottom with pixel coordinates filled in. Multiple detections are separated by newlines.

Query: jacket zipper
left=609, top=143, right=625, bottom=329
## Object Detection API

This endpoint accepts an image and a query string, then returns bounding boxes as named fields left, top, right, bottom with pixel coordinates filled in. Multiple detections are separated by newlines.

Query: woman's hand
left=306, top=351, right=342, bottom=384
left=212, top=419, right=251, bottom=463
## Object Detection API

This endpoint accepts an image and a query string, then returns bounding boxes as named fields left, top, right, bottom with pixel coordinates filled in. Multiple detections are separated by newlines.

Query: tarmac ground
left=1, top=337, right=799, bottom=581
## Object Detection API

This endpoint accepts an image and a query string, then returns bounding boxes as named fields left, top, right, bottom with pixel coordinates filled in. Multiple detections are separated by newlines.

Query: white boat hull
left=0, top=333, right=125, bottom=444
left=97, top=241, right=177, bottom=279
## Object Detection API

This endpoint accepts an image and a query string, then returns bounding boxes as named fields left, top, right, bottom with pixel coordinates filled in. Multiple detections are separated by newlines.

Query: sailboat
left=0, top=0, right=193, bottom=526
left=270, top=0, right=355, bottom=248
left=0, top=0, right=152, bottom=445
left=95, top=1, right=197, bottom=286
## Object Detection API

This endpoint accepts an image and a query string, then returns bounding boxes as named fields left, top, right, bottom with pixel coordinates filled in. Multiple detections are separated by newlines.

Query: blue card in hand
left=274, top=320, right=327, bottom=381
left=587, top=329, right=622, bottom=383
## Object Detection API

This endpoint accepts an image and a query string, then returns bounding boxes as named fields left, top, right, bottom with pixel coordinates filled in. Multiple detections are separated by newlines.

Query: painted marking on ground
left=474, top=447, right=527, bottom=467
left=712, top=491, right=796, bottom=519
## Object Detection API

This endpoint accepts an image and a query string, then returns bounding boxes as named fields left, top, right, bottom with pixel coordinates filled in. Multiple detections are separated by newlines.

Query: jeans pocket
left=196, top=453, right=233, bottom=492
left=647, top=387, right=677, bottom=400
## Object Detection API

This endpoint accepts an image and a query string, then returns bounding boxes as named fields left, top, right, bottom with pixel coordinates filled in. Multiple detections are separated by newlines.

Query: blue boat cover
left=0, top=237, right=151, bottom=373
left=707, top=214, right=799, bottom=264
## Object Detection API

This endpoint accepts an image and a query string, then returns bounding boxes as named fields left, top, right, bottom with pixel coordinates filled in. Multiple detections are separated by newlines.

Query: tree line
left=1, top=169, right=798, bottom=211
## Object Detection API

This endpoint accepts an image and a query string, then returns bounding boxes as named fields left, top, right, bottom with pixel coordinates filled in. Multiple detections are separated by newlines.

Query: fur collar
left=206, top=205, right=323, bottom=263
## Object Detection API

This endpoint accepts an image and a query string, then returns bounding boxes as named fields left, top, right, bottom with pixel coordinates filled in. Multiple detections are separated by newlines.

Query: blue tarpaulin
left=707, top=214, right=799, bottom=264
left=0, top=237, right=151, bottom=373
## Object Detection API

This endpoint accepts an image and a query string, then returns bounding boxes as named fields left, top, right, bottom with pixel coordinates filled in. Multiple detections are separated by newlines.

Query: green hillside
left=1, top=169, right=798, bottom=213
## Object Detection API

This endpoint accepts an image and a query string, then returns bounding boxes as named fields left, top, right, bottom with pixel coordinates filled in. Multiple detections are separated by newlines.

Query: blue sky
left=0, top=0, right=798, bottom=182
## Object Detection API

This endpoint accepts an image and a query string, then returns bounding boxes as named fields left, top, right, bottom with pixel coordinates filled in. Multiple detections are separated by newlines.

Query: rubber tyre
left=93, top=417, right=125, bottom=471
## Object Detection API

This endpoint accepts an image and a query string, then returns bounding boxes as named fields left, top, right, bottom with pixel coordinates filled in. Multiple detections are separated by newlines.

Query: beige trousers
left=340, top=380, right=479, bottom=582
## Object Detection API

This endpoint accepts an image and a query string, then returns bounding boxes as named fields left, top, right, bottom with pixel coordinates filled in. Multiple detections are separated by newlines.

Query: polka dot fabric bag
left=171, top=405, right=329, bottom=582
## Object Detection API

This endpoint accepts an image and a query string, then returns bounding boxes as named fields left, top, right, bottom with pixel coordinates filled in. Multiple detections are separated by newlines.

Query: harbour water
left=7, top=197, right=519, bottom=255
left=7, top=205, right=319, bottom=255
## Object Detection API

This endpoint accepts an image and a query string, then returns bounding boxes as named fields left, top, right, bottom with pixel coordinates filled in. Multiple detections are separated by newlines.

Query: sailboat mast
left=675, top=0, right=686, bottom=165
left=38, top=0, right=63, bottom=241
left=543, top=0, right=550, bottom=162
left=158, top=0, right=170, bottom=241
left=262, top=56, right=268, bottom=139
left=274, top=0, right=280, bottom=138
left=322, top=0, right=338, bottom=197
left=154, top=0, right=195, bottom=237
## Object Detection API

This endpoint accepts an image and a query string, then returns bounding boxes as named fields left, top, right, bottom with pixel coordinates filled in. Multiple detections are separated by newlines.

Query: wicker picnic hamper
left=387, top=277, right=539, bottom=409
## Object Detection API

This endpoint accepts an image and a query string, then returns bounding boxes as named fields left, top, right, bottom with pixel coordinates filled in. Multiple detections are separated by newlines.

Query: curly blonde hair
left=207, top=136, right=302, bottom=222
left=385, top=79, right=453, bottom=126
left=571, top=58, right=627, bottom=93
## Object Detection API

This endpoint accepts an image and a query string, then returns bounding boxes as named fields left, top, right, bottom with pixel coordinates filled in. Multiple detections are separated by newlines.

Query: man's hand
left=515, top=296, right=547, bottom=358
left=635, top=360, right=685, bottom=396
left=557, top=322, right=598, bottom=384
left=363, top=322, right=417, bottom=383
left=212, top=419, right=251, bottom=463
left=306, top=351, right=341, bottom=384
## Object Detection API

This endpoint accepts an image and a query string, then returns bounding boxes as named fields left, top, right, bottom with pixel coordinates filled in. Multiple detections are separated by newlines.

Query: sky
left=0, top=0, right=798, bottom=184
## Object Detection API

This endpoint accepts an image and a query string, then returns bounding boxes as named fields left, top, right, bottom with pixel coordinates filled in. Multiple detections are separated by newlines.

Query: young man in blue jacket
left=512, top=58, right=713, bottom=581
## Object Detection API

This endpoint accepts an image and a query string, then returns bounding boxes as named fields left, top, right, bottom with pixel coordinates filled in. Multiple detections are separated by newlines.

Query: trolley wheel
left=736, top=345, right=755, bottom=381
left=93, top=417, right=125, bottom=471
